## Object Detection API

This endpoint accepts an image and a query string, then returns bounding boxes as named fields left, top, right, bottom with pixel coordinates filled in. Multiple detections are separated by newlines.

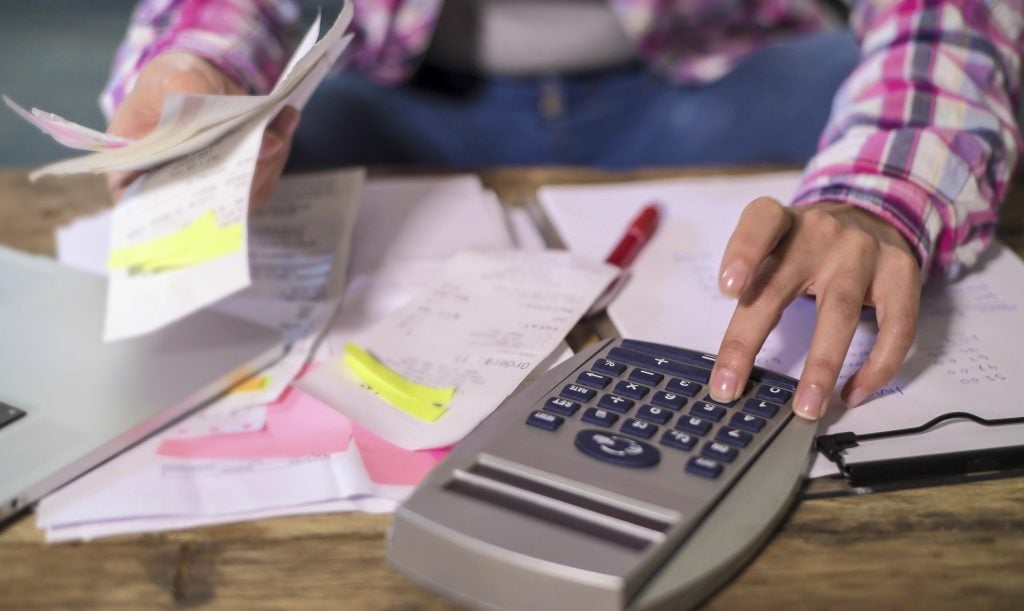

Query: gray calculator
left=389, top=338, right=818, bottom=610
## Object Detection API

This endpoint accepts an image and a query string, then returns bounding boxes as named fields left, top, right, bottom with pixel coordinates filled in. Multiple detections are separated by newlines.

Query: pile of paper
left=40, top=174, right=598, bottom=541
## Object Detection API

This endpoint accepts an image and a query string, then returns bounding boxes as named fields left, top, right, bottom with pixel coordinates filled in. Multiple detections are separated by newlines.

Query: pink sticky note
left=351, top=425, right=447, bottom=486
left=157, top=387, right=353, bottom=460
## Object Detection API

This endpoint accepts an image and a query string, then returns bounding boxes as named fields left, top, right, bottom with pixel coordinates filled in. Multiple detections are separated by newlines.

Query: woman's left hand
left=708, top=198, right=922, bottom=419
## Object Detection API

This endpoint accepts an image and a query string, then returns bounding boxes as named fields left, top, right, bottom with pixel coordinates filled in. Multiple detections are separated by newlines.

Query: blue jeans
left=288, top=29, right=860, bottom=170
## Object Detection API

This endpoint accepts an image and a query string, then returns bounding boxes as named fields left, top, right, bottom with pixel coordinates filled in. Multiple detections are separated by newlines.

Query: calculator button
left=598, top=394, right=634, bottom=413
left=606, top=347, right=712, bottom=383
left=543, top=397, right=580, bottom=416
left=701, top=441, right=739, bottom=463
left=666, top=378, right=702, bottom=397
left=676, top=416, right=713, bottom=436
left=614, top=380, right=650, bottom=400
left=729, top=412, right=767, bottom=432
left=576, top=371, right=612, bottom=390
left=575, top=430, right=660, bottom=468
left=636, top=405, right=673, bottom=425
left=689, top=401, right=727, bottom=422
left=621, top=418, right=658, bottom=439
left=701, top=394, right=740, bottom=408
left=715, top=427, right=753, bottom=448
left=743, top=398, right=780, bottom=419
left=582, top=408, right=619, bottom=427
left=650, top=391, right=686, bottom=410
left=755, top=385, right=792, bottom=404
left=561, top=384, right=596, bottom=402
left=628, top=368, right=664, bottom=386
left=749, top=368, right=797, bottom=390
left=592, top=358, right=626, bottom=376
left=618, top=340, right=720, bottom=367
left=526, top=411, right=563, bottom=431
left=660, top=430, right=698, bottom=451
left=685, top=456, right=723, bottom=479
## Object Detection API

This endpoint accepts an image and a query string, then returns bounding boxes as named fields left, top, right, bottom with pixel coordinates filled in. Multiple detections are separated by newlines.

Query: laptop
left=0, top=245, right=285, bottom=524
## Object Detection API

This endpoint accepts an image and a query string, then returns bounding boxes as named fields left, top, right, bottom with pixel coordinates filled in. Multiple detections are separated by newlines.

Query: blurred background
left=0, top=1, right=135, bottom=165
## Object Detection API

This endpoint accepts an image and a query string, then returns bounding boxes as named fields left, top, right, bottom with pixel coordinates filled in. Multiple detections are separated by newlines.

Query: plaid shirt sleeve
left=792, top=0, right=1024, bottom=278
left=100, top=0, right=302, bottom=118
left=101, top=0, right=444, bottom=118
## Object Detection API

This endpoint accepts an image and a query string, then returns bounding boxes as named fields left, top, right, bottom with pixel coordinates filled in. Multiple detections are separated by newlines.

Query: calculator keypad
left=531, top=339, right=796, bottom=480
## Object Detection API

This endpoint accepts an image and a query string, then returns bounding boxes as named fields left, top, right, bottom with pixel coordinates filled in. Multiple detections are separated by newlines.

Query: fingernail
left=794, top=384, right=825, bottom=420
left=259, top=135, right=284, bottom=160
left=845, top=387, right=869, bottom=408
left=719, top=261, right=749, bottom=298
left=710, top=366, right=740, bottom=402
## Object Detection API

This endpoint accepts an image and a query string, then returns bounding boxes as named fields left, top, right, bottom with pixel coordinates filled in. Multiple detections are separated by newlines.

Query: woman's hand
left=105, top=52, right=299, bottom=205
left=709, top=198, right=921, bottom=419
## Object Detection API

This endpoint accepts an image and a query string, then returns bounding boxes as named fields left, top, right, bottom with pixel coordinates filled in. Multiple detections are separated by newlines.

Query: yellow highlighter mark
left=108, top=210, right=243, bottom=274
left=343, top=342, right=455, bottom=423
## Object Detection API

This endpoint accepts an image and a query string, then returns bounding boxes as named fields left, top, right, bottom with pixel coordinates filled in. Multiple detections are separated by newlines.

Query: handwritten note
left=298, top=249, right=617, bottom=450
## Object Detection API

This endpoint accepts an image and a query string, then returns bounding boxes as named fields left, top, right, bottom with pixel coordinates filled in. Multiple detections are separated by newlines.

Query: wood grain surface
left=1, top=167, right=1022, bottom=610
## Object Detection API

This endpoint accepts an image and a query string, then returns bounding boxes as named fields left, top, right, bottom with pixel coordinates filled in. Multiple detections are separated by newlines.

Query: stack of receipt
left=40, top=174, right=599, bottom=541
left=6, top=6, right=354, bottom=341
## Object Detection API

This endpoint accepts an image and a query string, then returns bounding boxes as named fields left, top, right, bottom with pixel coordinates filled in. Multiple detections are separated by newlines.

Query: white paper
left=36, top=388, right=419, bottom=542
left=3, top=95, right=131, bottom=151
left=348, top=175, right=514, bottom=277
left=299, top=250, right=617, bottom=450
left=37, top=435, right=373, bottom=531
left=163, top=403, right=268, bottom=439
left=43, top=496, right=399, bottom=543
left=539, top=172, right=1024, bottom=478
left=218, top=169, right=365, bottom=341
left=312, top=175, right=519, bottom=359
left=59, top=168, right=364, bottom=408
left=103, top=121, right=264, bottom=340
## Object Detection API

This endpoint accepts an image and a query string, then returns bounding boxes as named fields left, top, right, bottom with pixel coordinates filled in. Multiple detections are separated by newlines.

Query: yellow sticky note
left=230, top=374, right=271, bottom=394
left=108, top=210, right=243, bottom=273
left=343, top=342, right=455, bottom=423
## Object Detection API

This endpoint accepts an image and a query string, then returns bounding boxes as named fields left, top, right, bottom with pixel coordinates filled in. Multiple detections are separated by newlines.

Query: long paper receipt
left=298, top=250, right=618, bottom=450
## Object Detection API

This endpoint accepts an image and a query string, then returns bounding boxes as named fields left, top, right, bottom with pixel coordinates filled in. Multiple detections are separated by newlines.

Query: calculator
left=389, top=338, right=818, bottom=610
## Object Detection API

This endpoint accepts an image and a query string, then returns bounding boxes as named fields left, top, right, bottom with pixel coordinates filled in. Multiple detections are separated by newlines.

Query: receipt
left=299, top=250, right=617, bottom=450
left=11, top=5, right=353, bottom=179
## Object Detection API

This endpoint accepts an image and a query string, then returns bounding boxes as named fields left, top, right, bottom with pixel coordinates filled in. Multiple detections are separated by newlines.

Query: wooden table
left=2, top=167, right=1023, bottom=610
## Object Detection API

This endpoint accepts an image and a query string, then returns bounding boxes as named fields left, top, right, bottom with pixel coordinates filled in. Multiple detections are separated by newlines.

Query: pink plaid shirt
left=102, top=0, right=1024, bottom=278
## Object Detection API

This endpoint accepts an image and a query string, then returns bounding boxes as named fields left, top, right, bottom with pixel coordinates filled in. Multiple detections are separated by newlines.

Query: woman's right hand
left=105, top=52, right=299, bottom=205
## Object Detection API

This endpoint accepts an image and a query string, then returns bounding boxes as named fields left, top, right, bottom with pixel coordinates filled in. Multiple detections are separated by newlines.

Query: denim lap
left=288, top=29, right=860, bottom=170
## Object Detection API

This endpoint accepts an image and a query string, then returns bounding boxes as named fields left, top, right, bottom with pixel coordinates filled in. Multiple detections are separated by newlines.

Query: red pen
left=586, top=203, right=661, bottom=317
left=605, top=203, right=661, bottom=268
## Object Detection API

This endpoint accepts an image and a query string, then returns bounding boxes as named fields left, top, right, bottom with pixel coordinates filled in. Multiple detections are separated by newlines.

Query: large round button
left=574, top=429, right=660, bottom=468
